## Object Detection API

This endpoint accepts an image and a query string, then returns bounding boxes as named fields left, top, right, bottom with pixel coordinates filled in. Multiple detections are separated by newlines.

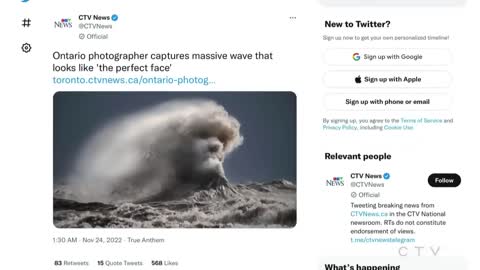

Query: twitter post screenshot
left=0, top=0, right=479, bottom=269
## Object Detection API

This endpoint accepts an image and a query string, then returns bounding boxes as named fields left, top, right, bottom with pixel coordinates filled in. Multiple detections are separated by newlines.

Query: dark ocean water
left=54, top=180, right=296, bottom=228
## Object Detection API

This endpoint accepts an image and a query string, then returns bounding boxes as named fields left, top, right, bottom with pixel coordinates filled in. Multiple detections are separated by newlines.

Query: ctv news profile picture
left=326, top=177, right=344, bottom=186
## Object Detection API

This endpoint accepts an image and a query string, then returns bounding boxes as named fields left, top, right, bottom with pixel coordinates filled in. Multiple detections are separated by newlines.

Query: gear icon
left=21, top=43, right=31, bottom=53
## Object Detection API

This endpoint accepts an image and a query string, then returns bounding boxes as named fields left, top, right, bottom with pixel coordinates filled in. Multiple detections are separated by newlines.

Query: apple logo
left=355, top=76, right=362, bottom=84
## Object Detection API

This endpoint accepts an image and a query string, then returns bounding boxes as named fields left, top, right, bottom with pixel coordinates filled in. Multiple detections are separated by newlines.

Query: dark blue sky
left=54, top=92, right=296, bottom=184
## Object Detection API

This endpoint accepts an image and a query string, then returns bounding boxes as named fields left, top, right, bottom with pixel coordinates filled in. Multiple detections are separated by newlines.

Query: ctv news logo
left=326, top=177, right=344, bottom=186
left=54, top=18, right=73, bottom=28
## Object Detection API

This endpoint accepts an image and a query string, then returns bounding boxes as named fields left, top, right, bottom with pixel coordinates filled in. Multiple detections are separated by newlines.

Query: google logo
left=352, top=53, right=361, bottom=61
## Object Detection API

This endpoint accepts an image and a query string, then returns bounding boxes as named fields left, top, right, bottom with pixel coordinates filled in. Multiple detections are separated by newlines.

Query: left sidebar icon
left=21, top=0, right=31, bottom=53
